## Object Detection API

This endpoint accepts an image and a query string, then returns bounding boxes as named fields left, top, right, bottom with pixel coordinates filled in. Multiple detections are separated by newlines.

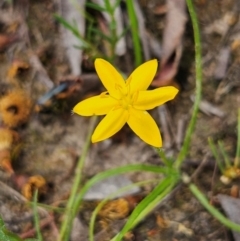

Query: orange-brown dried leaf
left=56, top=76, right=82, bottom=99
left=123, top=232, right=134, bottom=240
left=21, top=175, right=47, bottom=200
left=156, top=214, right=169, bottom=229
left=6, top=21, right=20, bottom=34
left=153, top=4, right=167, bottom=15
left=124, top=195, right=144, bottom=210
left=0, top=128, right=20, bottom=149
left=147, top=228, right=159, bottom=237
left=7, top=59, right=29, bottom=79
left=231, top=39, right=240, bottom=52
left=0, top=128, right=20, bottom=174
left=0, top=34, right=18, bottom=52
left=98, top=198, right=130, bottom=220
left=0, top=90, right=32, bottom=128
left=0, top=149, right=14, bottom=174
left=230, top=185, right=239, bottom=198
left=152, top=0, right=186, bottom=87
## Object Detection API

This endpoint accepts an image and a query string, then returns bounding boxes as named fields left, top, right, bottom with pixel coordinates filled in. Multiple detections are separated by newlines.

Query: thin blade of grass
left=126, top=0, right=142, bottom=67
left=218, top=141, right=231, bottom=168
left=86, top=2, right=106, bottom=12
left=113, top=0, right=122, bottom=10
left=32, top=190, right=43, bottom=241
left=208, top=137, right=224, bottom=173
left=54, top=14, right=81, bottom=39
left=90, top=28, right=112, bottom=42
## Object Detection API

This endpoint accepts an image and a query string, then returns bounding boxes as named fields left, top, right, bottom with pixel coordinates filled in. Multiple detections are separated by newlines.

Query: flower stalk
left=59, top=116, right=97, bottom=241
left=175, top=0, right=202, bottom=169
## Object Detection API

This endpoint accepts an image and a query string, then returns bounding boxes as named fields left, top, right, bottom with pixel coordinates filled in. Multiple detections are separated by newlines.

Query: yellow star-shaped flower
left=73, top=58, right=178, bottom=147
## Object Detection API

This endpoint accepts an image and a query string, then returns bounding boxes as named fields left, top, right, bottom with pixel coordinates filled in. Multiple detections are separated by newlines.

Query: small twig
left=176, top=117, right=186, bottom=150
left=0, top=180, right=28, bottom=202
left=146, top=31, right=162, bottom=59
left=28, top=52, right=54, bottom=90
left=157, top=105, right=172, bottom=149
left=190, top=95, right=225, bottom=117
left=0, top=180, right=48, bottom=217
left=19, top=214, right=59, bottom=239
left=191, top=154, right=210, bottom=181
left=214, top=47, right=230, bottom=80
left=210, top=160, right=219, bottom=202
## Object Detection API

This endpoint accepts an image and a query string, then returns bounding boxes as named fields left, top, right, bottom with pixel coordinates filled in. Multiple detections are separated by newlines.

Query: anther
left=100, top=91, right=109, bottom=98
left=132, top=91, right=139, bottom=103
left=113, top=105, right=121, bottom=111
left=126, top=76, right=132, bottom=86
left=115, top=84, right=122, bottom=90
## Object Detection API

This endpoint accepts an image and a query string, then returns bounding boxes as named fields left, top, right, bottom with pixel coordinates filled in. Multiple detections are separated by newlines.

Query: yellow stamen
left=100, top=91, right=109, bottom=98
left=132, top=91, right=139, bottom=103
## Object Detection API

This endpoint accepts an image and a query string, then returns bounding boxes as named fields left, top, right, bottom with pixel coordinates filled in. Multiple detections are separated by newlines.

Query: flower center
left=119, top=93, right=133, bottom=110
left=112, top=77, right=138, bottom=110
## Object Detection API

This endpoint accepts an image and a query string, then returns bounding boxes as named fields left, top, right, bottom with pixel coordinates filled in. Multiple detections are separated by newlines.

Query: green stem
left=126, top=0, right=142, bottom=67
left=175, top=0, right=202, bottom=169
left=155, top=147, right=172, bottom=167
left=58, top=116, right=97, bottom=241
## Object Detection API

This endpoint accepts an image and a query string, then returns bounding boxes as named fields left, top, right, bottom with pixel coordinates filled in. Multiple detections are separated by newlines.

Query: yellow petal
left=95, top=58, right=126, bottom=99
left=127, top=59, right=158, bottom=94
left=73, top=95, right=117, bottom=116
left=134, top=86, right=179, bottom=110
left=92, top=108, right=129, bottom=142
left=127, top=109, right=162, bottom=147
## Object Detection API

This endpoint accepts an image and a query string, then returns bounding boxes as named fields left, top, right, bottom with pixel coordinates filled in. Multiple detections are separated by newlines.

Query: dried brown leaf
left=152, top=0, right=187, bottom=87
left=218, top=194, right=240, bottom=241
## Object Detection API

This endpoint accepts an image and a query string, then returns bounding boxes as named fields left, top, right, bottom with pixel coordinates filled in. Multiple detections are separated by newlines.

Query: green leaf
left=90, top=28, right=112, bottom=42
left=0, top=228, right=23, bottom=241
left=86, top=2, right=106, bottom=12
left=125, top=0, right=142, bottom=67
left=0, top=216, right=38, bottom=241
left=117, top=26, right=129, bottom=41
left=54, top=14, right=81, bottom=39
left=113, top=0, right=122, bottom=10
